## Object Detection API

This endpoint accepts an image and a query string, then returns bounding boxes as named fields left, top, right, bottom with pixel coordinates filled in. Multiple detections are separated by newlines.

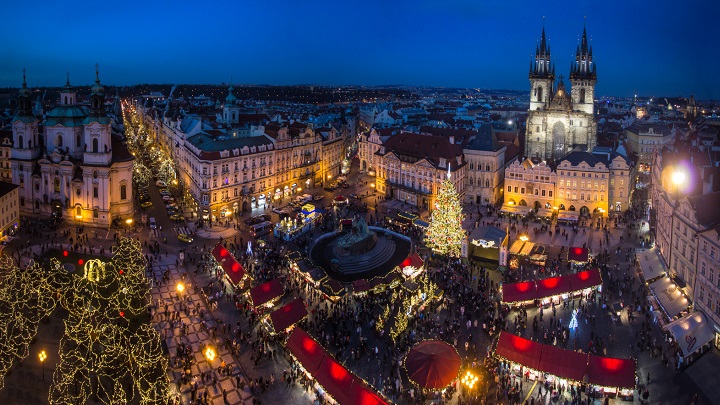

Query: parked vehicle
left=178, top=234, right=193, bottom=243
left=250, top=221, right=273, bottom=238
left=313, top=195, right=324, bottom=201
left=149, top=217, right=157, bottom=229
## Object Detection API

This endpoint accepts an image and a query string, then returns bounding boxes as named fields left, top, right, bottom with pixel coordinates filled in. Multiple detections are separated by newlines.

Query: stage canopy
left=270, top=298, right=308, bottom=333
left=494, top=332, right=542, bottom=370
left=211, top=243, right=246, bottom=285
left=665, top=311, right=715, bottom=357
left=557, top=212, right=580, bottom=221
left=538, top=344, right=588, bottom=382
left=501, top=281, right=537, bottom=303
left=586, top=355, right=637, bottom=389
left=249, top=279, right=284, bottom=307
left=567, top=247, right=589, bottom=263
left=501, top=204, right=531, bottom=215
left=568, top=269, right=603, bottom=291
left=649, top=277, right=689, bottom=319
left=637, top=248, right=666, bottom=282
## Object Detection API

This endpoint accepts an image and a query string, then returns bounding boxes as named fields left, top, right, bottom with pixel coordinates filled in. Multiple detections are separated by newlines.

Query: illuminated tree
left=426, top=171, right=464, bottom=257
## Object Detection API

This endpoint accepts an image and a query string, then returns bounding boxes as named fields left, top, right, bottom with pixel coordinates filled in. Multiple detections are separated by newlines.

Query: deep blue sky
left=1, top=1, right=717, bottom=99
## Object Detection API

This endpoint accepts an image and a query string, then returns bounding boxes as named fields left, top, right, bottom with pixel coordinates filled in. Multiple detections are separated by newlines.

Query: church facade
left=525, top=26, right=597, bottom=161
left=10, top=71, right=134, bottom=226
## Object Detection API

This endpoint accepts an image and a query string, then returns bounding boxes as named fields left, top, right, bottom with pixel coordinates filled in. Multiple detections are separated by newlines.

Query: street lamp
left=39, top=350, right=47, bottom=381
left=176, top=283, right=185, bottom=293
left=519, top=234, right=529, bottom=242
left=204, top=346, right=216, bottom=362
left=461, top=370, right=479, bottom=390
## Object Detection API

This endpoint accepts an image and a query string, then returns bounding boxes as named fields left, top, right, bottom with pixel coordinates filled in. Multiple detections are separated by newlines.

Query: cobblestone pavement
left=149, top=261, right=255, bottom=405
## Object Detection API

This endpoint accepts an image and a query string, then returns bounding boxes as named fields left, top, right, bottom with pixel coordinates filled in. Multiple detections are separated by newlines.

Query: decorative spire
left=447, top=162, right=451, bottom=179
left=95, top=63, right=100, bottom=84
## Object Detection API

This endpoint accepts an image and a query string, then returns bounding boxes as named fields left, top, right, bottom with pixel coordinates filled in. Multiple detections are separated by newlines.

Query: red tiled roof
left=380, top=132, right=464, bottom=168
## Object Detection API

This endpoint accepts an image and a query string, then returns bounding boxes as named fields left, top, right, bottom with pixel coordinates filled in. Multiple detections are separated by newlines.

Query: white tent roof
left=637, top=248, right=666, bottom=281
left=649, top=277, right=689, bottom=319
left=666, top=312, right=715, bottom=357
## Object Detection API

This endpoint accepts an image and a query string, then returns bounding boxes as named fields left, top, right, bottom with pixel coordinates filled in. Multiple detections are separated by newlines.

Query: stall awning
left=501, top=205, right=531, bottom=215
left=649, top=277, right=689, bottom=319
left=586, top=355, right=637, bottom=389
left=412, top=219, right=429, bottom=228
left=536, top=208, right=554, bottom=218
left=495, top=332, right=542, bottom=370
left=286, top=327, right=325, bottom=375
left=269, top=298, right=308, bottom=333
left=536, top=276, right=573, bottom=300
left=665, top=311, right=715, bottom=357
left=557, top=212, right=580, bottom=221
left=211, top=243, right=246, bottom=285
left=567, top=247, right=589, bottom=263
left=249, top=279, right=284, bottom=307
left=519, top=242, right=536, bottom=257
left=637, top=248, right=666, bottom=282
left=501, top=281, right=537, bottom=303
left=509, top=240, right=525, bottom=255
left=538, top=344, right=588, bottom=382
left=568, top=269, right=603, bottom=291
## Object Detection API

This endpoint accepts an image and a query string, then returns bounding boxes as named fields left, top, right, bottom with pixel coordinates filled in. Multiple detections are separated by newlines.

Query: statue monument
left=335, top=218, right=377, bottom=256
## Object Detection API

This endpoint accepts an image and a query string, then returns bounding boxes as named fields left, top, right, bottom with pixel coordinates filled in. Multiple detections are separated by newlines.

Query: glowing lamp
left=63, top=251, right=69, bottom=257
left=77, top=259, right=84, bottom=265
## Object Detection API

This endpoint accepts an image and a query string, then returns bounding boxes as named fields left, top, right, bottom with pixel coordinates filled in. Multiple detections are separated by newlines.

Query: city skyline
left=1, top=0, right=718, bottom=99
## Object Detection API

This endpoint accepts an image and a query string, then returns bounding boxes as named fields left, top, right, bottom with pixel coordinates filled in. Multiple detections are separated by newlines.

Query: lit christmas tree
left=426, top=166, right=464, bottom=257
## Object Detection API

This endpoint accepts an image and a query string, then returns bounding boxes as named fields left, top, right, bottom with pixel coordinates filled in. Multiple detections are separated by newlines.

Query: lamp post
left=39, top=350, right=47, bottom=381
left=204, top=346, right=216, bottom=362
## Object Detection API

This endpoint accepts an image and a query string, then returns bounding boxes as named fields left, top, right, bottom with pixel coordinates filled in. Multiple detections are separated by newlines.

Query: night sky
left=1, top=0, right=717, bottom=99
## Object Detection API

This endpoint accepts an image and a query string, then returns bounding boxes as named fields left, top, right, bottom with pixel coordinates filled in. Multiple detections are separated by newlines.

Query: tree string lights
left=0, top=237, right=168, bottom=403
left=425, top=172, right=464, bottom=257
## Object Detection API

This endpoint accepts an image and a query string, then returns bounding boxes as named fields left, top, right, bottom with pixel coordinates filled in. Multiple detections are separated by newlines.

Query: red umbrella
left=404, top=340, right=461, bottom=389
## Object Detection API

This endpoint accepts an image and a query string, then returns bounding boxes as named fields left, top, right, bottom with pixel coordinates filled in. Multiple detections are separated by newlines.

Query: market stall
left=537, top=275, right=573, bottom=305
left=665, top=311, right=715, bottom=359
left=494, top=332, right=542, bottom=371
left=211, top=243, right=249, bottom=287
left=567, top=247, right=589, bottom=264
left=468, top=226, right=508, bottom=268
left=494, top=332, right=637, bottom=399
left=501, top=269, right=602, bottom=306
left=636, top=247, right=666, bottom=282
left=400, top=253, right=425, bottom=279
left=648, top=276, right=690, bottom=320
left=249, top=279, right=284, bottom=308
left=285, top=328, right=389, bottom=405
left=269, top=298, right=308, bottom=334
left=557, top=212, right=580, bottom=222
left=501, top=281, right=537, bottom=306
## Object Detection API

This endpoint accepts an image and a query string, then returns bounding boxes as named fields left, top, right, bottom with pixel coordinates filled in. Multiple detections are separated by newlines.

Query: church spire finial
left=22, top=68, right=27, bottom=88
left=66, top=72, right=70, bottom=86
left=95, top=63, right=100, bottom=84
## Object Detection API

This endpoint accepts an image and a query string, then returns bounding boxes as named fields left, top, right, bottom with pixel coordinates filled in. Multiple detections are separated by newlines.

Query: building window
left=56, top=135, right=63, bottom=147
left=76, top=188, right=81, bottom=196
left=54, top=178, right=60, bottom=193
left=120, top=184, right=127, bottom=200
left=76, top=206, right=82, bottom=217
left=92, top=138, right=99, bottom=153
left=507, top=186, right=511, bottom=192
left=93, top=208, right=99, bottom=218
left=93, top=187, right=98, bottom=198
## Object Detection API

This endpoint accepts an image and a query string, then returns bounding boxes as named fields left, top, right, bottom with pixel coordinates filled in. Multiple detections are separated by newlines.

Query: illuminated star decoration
left=569, top=309, right=579, bottom=329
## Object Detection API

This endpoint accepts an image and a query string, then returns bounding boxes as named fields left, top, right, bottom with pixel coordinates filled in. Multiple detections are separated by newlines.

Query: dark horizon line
left=0, top=82, right=713, bottom=102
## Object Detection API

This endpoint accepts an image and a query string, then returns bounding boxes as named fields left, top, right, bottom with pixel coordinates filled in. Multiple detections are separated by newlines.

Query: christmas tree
left=426, top=168, right=464, bottom=257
